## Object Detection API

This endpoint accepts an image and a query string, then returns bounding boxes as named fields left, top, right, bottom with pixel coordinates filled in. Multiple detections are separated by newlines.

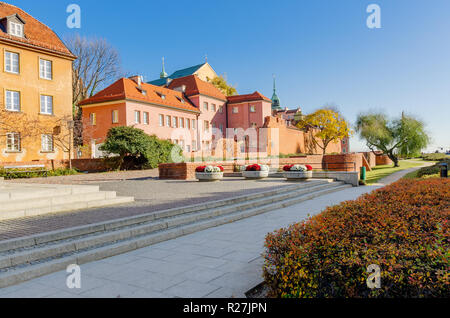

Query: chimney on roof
left=129, top=75, right=143, bottom=87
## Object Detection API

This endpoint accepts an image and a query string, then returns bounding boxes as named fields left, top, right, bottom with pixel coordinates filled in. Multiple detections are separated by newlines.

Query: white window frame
left=6, top=132, right=20, bottom=152
left=135, top=111, right=141, bottom=124
left=212, top=104, right=216, bottom=112
left=90, top=113, right=96, bottom=126
left=112, top=110, right=119, bottom=123
left=4, top=51, right=19, bottom=74
left=219, top=106, right=223, bottom=113
left=250, top=105, right=256, bottom=113
left=41, top=134, right=54, bottom=152
left=40, top=95, right=53, bottom=115
left=172, top=117, right=177, bottom=128
left=39, top=59, right=53, bottom=80
left=233, top=106, right=239, bottom=114
left=9, top=22, right=23, bottom=37
left=179, top=117, right=184, bottom=128
left=143, top=112, right=149, bottom=125
left=192, top=119, right=196, bottom=130
left=159, top=114, right=164, bottom=127
left=166, top=115, right=171, bottom=127
left=5, top=90, right=20, bottom=112
left=204, top=102, right=208, bottom=111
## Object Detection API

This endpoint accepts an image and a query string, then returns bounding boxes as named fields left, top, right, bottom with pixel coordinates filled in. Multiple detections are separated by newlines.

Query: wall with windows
left=0, top=41, right=74, bottom=162
left=187, top=95, right=227, bottom=151
left=81, top=100, right=200, bottom=157
left=227, top=100, right=272, bottom=130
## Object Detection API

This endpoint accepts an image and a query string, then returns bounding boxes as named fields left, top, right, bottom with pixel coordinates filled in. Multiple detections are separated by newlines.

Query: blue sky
left=11, top=0, right=450, bottom=152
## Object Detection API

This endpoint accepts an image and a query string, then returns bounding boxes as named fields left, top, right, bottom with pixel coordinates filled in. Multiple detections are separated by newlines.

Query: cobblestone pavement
left=0, top=166, right=426, bottom=298
left=0, top=178, right=296, bottom=241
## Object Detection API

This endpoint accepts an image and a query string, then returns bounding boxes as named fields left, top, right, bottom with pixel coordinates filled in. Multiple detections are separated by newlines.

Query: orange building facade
left=0, top=2, right=76, bottom=163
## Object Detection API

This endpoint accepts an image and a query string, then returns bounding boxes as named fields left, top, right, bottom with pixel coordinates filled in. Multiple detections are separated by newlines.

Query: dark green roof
left=148, top=77, right=170, bottom=86
left=147, top=63, right=207, bottom=86
left=169, top=63, right=206, bottom=79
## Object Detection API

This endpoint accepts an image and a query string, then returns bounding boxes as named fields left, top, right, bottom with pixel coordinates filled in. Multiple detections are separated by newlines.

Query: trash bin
left=360, top=167, right=366, bottom=181
left=439, top=163, right=448, bottom=178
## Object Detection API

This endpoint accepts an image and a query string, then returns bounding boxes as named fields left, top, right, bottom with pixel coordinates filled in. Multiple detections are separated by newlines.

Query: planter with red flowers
left=195, top=165, right=224, bottom=182
left=283, top=164, right=313, bottom=180
left=241, top=164, right=270, bottom=179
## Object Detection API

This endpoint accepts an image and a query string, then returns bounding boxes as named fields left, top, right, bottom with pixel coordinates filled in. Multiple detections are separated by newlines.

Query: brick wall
left=263, top=117, right=342, bottom=155
left=376, top=155, right=393, bottom=166
left=159, top=153, right=364, bottom=180
left=362, top=152, right=376, bottom=168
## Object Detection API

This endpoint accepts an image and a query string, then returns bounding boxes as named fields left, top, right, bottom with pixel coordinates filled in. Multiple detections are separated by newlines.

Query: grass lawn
left=365, top=160, right=429, bottom=184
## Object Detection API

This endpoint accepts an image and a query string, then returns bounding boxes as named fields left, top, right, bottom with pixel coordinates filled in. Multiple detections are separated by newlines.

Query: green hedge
left=0, top=168, right=79, bottom=179
left=263, top=178, right=449, bottom=298
left=416, top=159, right=450, bottom=178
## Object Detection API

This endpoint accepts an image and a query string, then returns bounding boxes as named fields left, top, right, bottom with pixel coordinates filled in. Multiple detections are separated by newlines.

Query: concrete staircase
left=0, top=179, right=351, bottom=288
left=0, top=183, right=134, bottom=221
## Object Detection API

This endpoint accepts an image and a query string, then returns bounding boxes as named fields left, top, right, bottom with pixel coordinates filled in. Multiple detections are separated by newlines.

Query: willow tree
left=356, top=112, right=429, bottom=167
left=297, top=109, right=352, bottom=154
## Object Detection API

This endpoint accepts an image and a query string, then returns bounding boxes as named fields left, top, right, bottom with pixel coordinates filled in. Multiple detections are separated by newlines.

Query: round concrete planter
left=195, top=172, right=224, bottom=182
left=242, top=170, right=269, bottom=180
left=283, top=171, right=313, bottom=181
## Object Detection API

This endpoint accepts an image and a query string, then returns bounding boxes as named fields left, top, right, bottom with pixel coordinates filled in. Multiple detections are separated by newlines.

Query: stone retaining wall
left=159, top=153, right=364, bottom=180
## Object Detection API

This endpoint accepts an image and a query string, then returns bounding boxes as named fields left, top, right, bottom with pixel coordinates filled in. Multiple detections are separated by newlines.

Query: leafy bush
left=100, top=126, right=183, bottom=170
left=0, top=168, right=78, bottom=179
left=263, top=178, right=449, bottom=298
left=416, top=159, right=450, bottom=178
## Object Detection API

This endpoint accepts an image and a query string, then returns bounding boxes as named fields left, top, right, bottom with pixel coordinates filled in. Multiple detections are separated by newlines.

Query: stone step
left=0, top=191, right=117, bottom=213
left=0, top=194, right=134, bottom=221
left=0, top=180, right=332, bottom=252
left=0, top=182, right=350, bottom=287
left=0, top=184, right=100, bottom=202
left=0, top=182, right=341, bottom=270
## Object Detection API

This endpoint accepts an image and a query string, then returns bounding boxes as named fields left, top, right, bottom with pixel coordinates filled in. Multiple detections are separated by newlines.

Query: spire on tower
left=271, top=74, right=281, bottom=111
left=160, top=57, right=168, bottom=79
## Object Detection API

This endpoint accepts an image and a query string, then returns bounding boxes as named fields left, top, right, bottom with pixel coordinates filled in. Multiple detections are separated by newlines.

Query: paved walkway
left=0, top=165, right=427, bottom=298
left=0, top=178, right=295, bottom=240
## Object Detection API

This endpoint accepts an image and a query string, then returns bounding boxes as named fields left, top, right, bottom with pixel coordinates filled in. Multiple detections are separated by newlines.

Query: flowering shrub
left=246, top=164, right=262, bottom=172
left=196, top=165, right=223, bottom=173
left=242, top=164, right=269, bottom=172
left=283, top=164, right=311, bottom=172
left=263, top=178, right=450, bottom=298
left=196, top=166, right=207, bottom=173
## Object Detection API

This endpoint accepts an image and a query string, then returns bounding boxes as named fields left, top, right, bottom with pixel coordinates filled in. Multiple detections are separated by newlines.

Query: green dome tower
left=271, top=75, right=281, bottom=111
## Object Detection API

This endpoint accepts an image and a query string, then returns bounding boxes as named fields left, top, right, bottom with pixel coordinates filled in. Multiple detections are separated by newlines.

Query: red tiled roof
left=0, top=2, right=75, bottom=58
left=227, top=91, right=272, bottom=104
left=79, top=78, right=200, bottom=113
left=168, top=75, right=227, bottom=101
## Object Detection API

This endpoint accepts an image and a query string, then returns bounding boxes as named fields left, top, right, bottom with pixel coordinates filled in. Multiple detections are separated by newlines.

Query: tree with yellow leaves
left=297, top=109, right=352, bottom=155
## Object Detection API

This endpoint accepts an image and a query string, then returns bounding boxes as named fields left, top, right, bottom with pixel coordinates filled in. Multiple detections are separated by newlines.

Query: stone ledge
left=312, top=171, right=359, bottom=187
